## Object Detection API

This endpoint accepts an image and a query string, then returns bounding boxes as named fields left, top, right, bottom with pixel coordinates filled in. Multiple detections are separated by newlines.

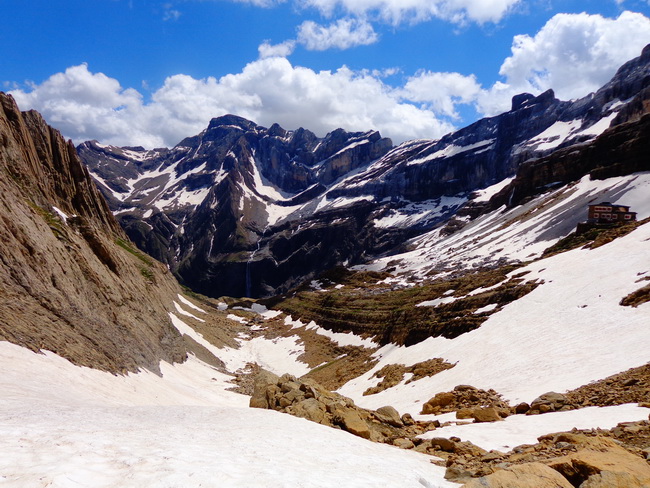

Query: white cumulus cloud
left=400, top=71, right=482, bottom=119
left=297, top=18, right=379, bottom=50
left=9, top=12, right=650, bottom=149
left=10, top=60, right=453, bottom=148
left=258, top=40, right=297, bottom=58
left=477, top=10, right=650, bottom=115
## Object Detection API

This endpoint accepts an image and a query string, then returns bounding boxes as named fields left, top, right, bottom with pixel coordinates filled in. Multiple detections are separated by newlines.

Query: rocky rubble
left=451, top=424, right=650, bottom=487
left=250, top=370, right=441, bottom=447
left=363, top=358, right=455, bottom=396
left=565, top=362, right=650, bottom=408
left=421, top=384, right=512, bottom=420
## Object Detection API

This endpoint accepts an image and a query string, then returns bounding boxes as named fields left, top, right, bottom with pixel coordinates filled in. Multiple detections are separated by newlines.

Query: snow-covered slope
left=340, top=219, right=650, bottom=412
left=2, top=207, right=649, bottom=486
left=362, top=171, right=650, bottom=279
left=0, top=341, right=453, bottom=488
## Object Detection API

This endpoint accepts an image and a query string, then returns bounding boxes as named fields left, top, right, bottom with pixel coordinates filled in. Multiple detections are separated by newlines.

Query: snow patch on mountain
left=338, top=219, right=650, bottom=413
left=406, top=139, right=495, bottom=166
left=366, top=172, right=650, bottom=279
left=373, top=196, right=466, bottom=229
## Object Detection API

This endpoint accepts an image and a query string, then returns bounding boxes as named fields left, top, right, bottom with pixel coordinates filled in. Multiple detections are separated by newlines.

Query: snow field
left=0, top=340, right=455, bottom=488
left=338, top=220, right=650, bottom=414
left=368, top=171, right=650, bottom=279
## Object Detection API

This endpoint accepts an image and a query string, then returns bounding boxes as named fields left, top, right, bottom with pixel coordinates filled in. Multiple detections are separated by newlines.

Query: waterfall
left=245, top=228, right=265, bottom=297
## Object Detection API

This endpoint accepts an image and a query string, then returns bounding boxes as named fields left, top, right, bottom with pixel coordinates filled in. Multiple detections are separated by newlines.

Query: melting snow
left=373, top=197, right=466, bottom=229
left=472, top=177, right=515, bottom=203
left=177, top=294, right=207, bottom=313
left=339, top=220, right=650, bottom=413
left=528, top=120, right=583, bottom=150
left=173, top=301, right=206, bottom=322
left=51, top=206, right=68, bottom=223
left=0, top=341, right=452, bottom=487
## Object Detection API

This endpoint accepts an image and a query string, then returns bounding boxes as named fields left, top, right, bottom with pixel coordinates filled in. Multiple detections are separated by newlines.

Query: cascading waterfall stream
left=245, top=227, right=266, bottom=297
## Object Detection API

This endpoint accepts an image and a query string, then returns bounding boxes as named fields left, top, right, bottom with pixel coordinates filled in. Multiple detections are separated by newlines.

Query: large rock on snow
left=547, top=436, right=650, bottom=487
left=528, top=391, right=572, bottom=415
left=471, top=406, right=504, bottom=423
left=462, top=462, right=573, bottom=488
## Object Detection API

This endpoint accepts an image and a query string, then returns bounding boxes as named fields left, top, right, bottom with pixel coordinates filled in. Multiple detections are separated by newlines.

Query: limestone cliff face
left=0, top=92, right=188, bottom=374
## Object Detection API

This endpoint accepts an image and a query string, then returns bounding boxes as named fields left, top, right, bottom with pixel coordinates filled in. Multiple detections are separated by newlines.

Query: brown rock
left=463, top=462, right=573, bottom=488
left=472, top=406, right=503, bottom=423
left=290, top=398, right=328, bottom=425
left=530, top=391, right=568, bottom=412
left=420, top=403, right=439, bottom=415
left=401, top=413, right=415, bottom=426
left=249, top=370, right=280, bottom=409
left=429, top=391, right=455, bottom=407
left=375, top=405, right=404, bottom=427
left=580, top=471, right=650, bottom=488
left=335, top=408, right=371, bottom=439
left=539, top=404, right=553, bottom=413
left=393, top=438, right=415, bottom=449
left=456, top=408, right=474, bottom=419
left=430, top=437, right=456, bottom=452
left=515, top=402, right=530, bottom=414
left=444, top=465, right=475, bottom=483
left=548, top=437, right=650, bottom=487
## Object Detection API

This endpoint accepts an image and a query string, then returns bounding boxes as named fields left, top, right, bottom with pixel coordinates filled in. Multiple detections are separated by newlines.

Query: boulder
left=463, top=462, right=573, bottom=488
left=472, top=406, right=503, bottom=423
left=430, top=437, right=456, bottom=452
left=249, top=370, right=280, bottom=409
left=375, top=405, right=404, bottom=427
left=580, top=471, right=650, bottom=488
left=456, top=408, right=474, bottom=419
left=393, top=438, right=415, bottom=449
left=529, top=392, right=569, bottom=414
left=289, top=398, right=328, bottom=425
left=547, top=437, right=650, bottom=487
left=401, top=413, right=415, bottom=426
left=335, top=408, right=371, bottom=439
left=429, top=391, right=455, bottom=407
left=515, top=402, right=530, bottom=414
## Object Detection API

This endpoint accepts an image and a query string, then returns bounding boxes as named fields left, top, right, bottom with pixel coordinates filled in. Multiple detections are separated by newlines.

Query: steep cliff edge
left=0, top=92, right=189, bottom=374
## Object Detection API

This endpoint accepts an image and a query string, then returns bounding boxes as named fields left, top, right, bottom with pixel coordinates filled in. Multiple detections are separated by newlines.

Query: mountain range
left=79, top=45, right=650, bottom=299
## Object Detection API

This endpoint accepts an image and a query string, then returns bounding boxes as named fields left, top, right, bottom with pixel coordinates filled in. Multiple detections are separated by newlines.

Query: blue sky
left=4, top=0, right=650, bottom=147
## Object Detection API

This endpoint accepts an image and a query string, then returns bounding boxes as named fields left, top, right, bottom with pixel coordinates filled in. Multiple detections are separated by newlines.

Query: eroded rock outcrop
left=0, top=92, right=190, bottom=373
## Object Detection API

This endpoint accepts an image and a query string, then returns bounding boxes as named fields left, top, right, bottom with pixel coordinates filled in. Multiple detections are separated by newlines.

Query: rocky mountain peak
left=207, top=114, right=259, bottom=132
left=511, top=89, right=556, bottom=111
